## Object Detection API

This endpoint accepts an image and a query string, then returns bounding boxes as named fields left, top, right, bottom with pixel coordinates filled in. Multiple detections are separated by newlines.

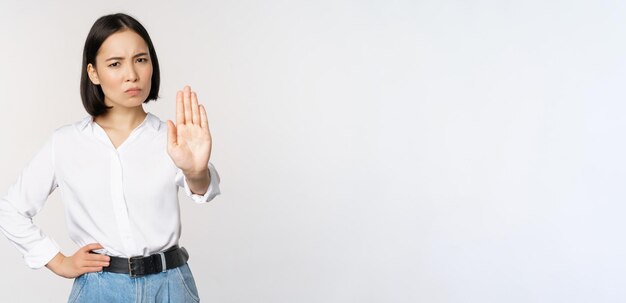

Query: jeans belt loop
left=158, top=251, right=167, bottom=273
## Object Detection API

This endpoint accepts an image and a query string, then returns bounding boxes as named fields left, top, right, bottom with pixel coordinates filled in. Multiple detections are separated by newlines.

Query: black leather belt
left=89, top=245, right=189, bottom=277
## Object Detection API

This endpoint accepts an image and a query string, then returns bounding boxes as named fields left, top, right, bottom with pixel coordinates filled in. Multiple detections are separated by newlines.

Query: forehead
left=97, top=29, right=148, bottom=58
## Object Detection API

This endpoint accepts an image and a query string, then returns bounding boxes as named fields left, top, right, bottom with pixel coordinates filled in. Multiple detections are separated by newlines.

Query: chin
left=118, top=98, right=147, bottom=108
left=127, top=94, right=149, bottom=103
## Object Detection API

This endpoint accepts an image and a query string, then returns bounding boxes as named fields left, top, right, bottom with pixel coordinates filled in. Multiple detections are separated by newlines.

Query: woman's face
left=87, top=29, right=153, bottom=110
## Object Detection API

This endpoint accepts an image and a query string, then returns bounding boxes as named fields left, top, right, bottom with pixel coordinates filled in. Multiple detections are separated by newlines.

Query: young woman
left=0, top=13, right=221, bottom=302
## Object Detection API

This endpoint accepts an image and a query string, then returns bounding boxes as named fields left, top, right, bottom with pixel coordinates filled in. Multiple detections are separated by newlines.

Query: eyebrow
left=105, top=52, right=149, bottom=62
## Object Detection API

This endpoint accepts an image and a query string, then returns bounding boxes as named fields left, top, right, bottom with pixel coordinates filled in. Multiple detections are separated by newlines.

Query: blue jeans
left=67, top=263, right=200, bottom=302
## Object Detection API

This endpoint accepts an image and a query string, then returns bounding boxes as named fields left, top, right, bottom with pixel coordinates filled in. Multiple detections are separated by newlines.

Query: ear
left=87, top=63, right=101, bottom=85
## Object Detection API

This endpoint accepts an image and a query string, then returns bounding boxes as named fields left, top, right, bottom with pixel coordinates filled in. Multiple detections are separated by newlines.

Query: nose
left=125, top=64, right=138, bottom=82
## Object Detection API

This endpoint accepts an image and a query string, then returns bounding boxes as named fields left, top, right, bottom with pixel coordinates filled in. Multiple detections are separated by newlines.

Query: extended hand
left=166, top=85, right=212, bottom=175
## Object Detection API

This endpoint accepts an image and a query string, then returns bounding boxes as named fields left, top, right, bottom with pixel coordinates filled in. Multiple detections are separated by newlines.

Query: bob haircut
left=80, top=13, right=160, bottom=117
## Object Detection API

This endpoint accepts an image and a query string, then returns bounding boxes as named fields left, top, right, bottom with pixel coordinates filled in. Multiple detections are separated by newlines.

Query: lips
left=125, top=88, right=141, bottom=92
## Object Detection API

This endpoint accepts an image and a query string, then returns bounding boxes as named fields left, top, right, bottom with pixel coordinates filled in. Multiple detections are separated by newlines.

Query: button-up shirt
left=0, top=112, right=221, bottom=269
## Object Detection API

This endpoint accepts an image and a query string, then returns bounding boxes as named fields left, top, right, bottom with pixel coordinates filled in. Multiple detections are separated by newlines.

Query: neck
left=94, top=106, right=147, bottom=131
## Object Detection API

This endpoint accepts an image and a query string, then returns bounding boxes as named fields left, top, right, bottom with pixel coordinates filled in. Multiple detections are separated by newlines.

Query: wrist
left=45, top=252, right=66, bottom=271
left=183, top=168, right=209, bottom=180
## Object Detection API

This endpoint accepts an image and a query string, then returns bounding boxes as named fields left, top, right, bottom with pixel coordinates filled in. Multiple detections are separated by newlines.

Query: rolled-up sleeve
left=174, top=162, right=221, bottom=204
left=0, top=133, right=60, bottom=269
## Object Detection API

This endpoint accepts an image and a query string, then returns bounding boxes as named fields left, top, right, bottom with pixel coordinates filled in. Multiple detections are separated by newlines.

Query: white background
left=1, top=0, right=625, bottom=302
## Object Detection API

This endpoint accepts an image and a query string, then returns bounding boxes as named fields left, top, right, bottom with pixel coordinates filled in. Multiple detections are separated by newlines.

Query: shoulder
left=54, top=115, right=92, bottom=135
left=146, top=112, right=167, bottom=134
left=42, top=115, right=93, bottom=144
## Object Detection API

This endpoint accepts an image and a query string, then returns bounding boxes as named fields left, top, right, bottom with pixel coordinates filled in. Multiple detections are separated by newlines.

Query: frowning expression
left=87, top=29, right=153, bottom=109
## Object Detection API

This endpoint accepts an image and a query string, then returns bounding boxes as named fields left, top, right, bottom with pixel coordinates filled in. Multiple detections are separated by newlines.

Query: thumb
left=167, top=120, right=177, bottom=147
left=82, top=243, right=103, bottom=252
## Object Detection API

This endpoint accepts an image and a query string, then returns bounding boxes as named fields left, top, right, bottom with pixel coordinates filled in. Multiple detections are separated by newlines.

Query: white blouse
left=0, top=112, right=221, bottom=269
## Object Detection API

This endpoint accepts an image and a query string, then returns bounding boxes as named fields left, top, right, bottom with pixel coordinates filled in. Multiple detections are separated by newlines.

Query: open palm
left=166, top=85, right=212, bottom=174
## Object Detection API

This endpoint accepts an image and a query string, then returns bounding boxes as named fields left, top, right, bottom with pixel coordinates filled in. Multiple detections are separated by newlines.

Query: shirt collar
left=78, top=112, right=160, bottom=132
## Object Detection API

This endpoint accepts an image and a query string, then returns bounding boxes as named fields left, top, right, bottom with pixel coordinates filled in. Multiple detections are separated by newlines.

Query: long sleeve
left=174, top=162, right=221, bottom=204
left=0, top=133, right=60, bottom=269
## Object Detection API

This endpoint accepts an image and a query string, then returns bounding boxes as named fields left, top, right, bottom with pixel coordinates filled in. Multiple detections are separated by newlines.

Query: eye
left=137, top=58, right=149, bottom=63
left=108, top=62, right=119, bottom=67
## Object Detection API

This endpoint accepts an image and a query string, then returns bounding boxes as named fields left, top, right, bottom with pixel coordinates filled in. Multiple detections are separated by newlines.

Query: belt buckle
left=128, top=255, right=143, bottom=278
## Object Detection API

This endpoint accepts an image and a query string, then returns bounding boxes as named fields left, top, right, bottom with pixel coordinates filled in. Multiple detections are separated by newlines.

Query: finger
left=183, top=85, right=192, bottom=125
left=82, top=243, right=103, bottom=252
left=199, top=104, right=209, bottom=130
left=85, top=254, right=111, bottom=262
left=191, top=91, right=199, bottom=125
left=167, top=120, right=177, bottom=146
left=83, top=267, right=104, bottom=273
left=83, top=260, right=110, bottom=267
left=176, top=91, right=184, bottom=125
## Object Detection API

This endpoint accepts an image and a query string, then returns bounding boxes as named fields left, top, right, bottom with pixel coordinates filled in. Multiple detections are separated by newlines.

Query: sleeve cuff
left=23, top=236, right=60, bottom=269
left=181, top=162, right=221, bottom=204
